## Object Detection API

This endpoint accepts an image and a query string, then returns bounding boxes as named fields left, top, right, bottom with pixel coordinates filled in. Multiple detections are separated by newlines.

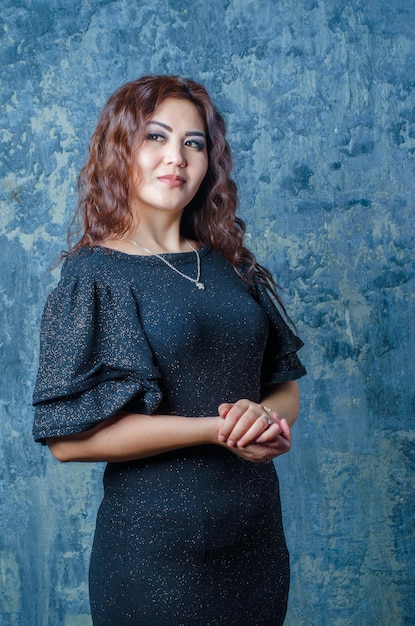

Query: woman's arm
left=47, top=413, right=223, bottom=463
left=47, top=381, right=300, bottom=464
left=261, top=380, right=300, bottom=427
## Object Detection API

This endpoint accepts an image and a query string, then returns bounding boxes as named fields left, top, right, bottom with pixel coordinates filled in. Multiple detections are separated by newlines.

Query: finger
left=229, top=442, right=285, bottom=464
left=265, top=432, right=291, bottom=455
left=218, top=403, right=233, bottom=418
left=227, top=443, right=268, bottom=463
left=236, top=417, right=281, bottom=447
left=279, top=419, right=292, bottom=445
left=217, top=400, right=252, bottom=441
left=225, top=409, right=270, bottom=447
left=254, top=422, right=282, bottom=444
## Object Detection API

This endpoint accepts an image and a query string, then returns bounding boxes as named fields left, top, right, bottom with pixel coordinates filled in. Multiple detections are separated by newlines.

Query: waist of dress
left=102, top=444, right=279, bottom=501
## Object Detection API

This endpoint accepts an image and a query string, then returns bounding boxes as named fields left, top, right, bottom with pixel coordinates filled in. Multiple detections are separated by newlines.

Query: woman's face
left=130, top=97, right=209, bottom=219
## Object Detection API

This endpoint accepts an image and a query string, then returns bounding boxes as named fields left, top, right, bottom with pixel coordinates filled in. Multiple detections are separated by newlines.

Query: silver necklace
left=123, top=237, right=205, bottom=290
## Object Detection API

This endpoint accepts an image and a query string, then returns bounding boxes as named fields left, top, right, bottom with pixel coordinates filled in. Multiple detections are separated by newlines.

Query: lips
left=157, top=175, right=186, bottom=188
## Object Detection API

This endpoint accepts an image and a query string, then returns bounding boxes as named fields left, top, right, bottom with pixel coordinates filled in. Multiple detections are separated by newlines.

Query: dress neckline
left=94, top=244, right=211, bottom=263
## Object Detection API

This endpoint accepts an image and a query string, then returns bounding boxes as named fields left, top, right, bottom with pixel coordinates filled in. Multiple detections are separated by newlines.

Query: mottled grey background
left=1, top=1, right=414, bottom=625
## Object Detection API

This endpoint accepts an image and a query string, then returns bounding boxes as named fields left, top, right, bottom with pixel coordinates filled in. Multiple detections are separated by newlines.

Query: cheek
left=134, top=151, right=148, bottom=174
left=197, top=159, right=209, bottom=185
left=130, top=166, right=143, bottom=194
left=132, top=150, right=155, bottom=186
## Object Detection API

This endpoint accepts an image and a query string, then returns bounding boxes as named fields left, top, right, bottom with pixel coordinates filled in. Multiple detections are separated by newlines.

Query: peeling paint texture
left=1, top=1, right=414, bottom=625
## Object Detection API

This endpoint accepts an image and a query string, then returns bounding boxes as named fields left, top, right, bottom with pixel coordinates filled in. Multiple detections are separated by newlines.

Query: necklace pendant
left=123, top=236, right=205, bottom=290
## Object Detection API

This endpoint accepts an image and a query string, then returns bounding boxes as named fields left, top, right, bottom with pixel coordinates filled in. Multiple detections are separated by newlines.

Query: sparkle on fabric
left=32, top=246, right=305, bottom=625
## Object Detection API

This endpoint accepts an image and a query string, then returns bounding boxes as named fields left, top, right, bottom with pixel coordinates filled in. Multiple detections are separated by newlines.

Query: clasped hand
left=216, top=399, right=291, bottom=463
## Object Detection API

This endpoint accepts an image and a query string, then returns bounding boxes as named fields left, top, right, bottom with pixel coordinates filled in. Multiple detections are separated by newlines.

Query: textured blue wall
left=1, top=1, right=414, bottom=624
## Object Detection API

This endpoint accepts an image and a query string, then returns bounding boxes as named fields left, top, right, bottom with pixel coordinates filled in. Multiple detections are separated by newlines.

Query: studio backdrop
left=0, top=1, right=414, bottom=624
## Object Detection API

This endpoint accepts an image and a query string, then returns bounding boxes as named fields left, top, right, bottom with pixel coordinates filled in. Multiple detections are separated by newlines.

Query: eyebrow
left=148, top=120, right=206, bottom=138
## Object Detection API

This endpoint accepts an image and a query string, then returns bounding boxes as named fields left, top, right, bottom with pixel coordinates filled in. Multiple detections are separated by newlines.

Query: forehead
left=149, top=97, right=206, bottom=129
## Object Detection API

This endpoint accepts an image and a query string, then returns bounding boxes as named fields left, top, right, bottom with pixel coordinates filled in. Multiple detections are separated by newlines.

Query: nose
left=163, top=141, right=187, bottom=167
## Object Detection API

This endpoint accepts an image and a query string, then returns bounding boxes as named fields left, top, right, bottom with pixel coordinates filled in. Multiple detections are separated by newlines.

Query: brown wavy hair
left=69, top=75, right=283, bottom=304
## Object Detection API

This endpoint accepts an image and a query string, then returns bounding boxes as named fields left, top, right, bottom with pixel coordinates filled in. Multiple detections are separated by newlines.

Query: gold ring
left=262, top=405, right=280, bottom=422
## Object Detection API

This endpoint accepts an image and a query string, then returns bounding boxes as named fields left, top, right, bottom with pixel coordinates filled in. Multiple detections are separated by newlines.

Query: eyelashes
left=184, top=139, right=206, bottom=151
left=146, top=133, right=205, bottom=151
left=146, top=132, right=165, bottom=142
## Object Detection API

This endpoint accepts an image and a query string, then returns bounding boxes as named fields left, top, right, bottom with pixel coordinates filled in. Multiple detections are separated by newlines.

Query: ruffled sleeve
left=253, top=282, right=306, bottom=391
left=32, top=254, right=162, bottom=443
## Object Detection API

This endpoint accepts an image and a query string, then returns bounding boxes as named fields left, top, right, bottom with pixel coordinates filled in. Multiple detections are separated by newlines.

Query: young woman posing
left=33, top=75, right=306, bottom=625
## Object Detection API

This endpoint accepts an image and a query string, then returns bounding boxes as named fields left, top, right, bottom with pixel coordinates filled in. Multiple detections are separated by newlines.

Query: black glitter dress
left=33, top=246, right=306, bottom=626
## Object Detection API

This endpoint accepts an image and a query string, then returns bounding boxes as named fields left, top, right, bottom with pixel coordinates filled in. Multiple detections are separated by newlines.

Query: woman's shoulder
left=42, top=247, right=139, bottom=320
left=43, top=247, right=138, bottom=308
left=61, top=246, right=132, bottom=281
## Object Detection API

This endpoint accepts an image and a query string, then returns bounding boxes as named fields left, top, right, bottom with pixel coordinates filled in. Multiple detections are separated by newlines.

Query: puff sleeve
left=253, top=282, right=306, bottom=392
left=32, top=255, right=162, bottom=443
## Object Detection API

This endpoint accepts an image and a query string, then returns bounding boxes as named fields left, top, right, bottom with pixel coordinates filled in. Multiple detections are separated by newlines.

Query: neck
left=127, top=204, right=188, bottom=252
left=127, top=223, right=186, bottom=254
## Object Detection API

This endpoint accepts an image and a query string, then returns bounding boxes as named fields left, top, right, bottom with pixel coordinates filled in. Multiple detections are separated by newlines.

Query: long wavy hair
left=69, top=75, right=283, bottom=304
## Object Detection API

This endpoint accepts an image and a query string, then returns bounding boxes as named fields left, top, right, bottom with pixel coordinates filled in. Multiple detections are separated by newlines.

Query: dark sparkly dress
left=33, top=246, right=306, bottom=626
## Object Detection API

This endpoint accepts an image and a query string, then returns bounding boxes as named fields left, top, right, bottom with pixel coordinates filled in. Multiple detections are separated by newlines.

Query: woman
left=33, top=75, right=306, bottom=625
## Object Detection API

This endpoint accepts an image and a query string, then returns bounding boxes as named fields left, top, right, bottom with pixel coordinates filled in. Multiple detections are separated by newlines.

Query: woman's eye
left=147, top=133, right=165, bottom=142
left=185, top=139, right=205, bottom=151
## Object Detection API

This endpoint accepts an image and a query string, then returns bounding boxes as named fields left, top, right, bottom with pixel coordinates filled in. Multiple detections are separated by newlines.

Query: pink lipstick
left=157, top=175, right=186, bottom=188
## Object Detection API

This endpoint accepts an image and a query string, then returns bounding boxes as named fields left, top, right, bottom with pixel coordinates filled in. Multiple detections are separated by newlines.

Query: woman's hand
left=216, top=397, right=292, bottom=463
left=221, top=417, right=291, bottom=463
left=217, top=399, right=280, bottom=447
